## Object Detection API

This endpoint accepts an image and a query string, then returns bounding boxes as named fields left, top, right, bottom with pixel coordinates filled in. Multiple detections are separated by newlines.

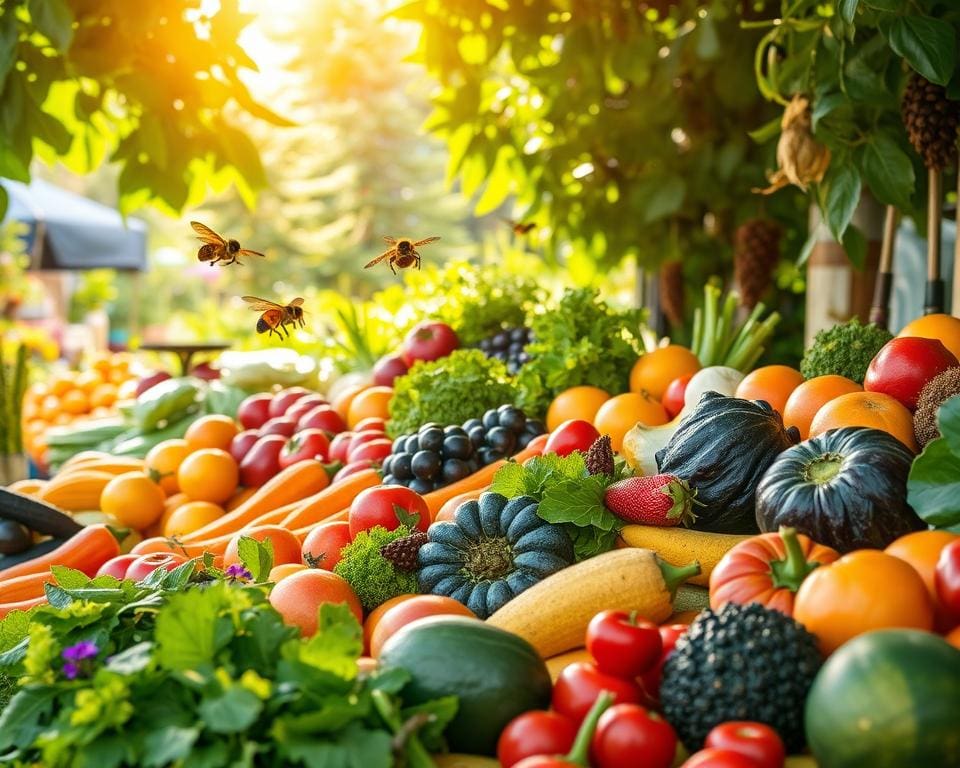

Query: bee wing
left=242, top=295, right=284, bottom=311
left=190, top=221, right=226, bottom=245
left=413, top=236, right=440, bottom=246
left=382, top=236, right=398, bottom=245
left=237, top=249, right=265, bottom=259
left=288, top=297, right=305, bottom=307
left=364, top=249, right=393, bottom=268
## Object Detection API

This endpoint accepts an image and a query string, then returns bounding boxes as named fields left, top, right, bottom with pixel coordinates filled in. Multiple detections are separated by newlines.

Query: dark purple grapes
left=412, top=450, right=441, bottom=480
left=419, top=427, right=444, bottom=453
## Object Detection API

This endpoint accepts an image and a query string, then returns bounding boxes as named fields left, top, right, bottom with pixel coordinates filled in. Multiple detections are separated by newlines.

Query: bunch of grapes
left=477, top=327, right=533, bottom=374
left=383, top=404, right=546, bottom=493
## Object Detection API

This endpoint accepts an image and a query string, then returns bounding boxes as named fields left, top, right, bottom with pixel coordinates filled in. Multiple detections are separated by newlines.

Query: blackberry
left=660, top=602, right=821, bottom=753
left=380, top=530, right=429, bottom=572
left=477, top=325, right=534, bottom=374
left=584, top=435, right=614, bottom=476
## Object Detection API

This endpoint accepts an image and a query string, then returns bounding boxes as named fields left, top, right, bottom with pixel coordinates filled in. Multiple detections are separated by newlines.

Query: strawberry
left=604, top=474, right=700, bottom=527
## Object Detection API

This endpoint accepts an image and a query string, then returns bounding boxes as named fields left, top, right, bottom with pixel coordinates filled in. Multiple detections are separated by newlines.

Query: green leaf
left=44, top=583, right=74, bottom=610
left=296, top=603, right=363, bottom=679
left=491, top=453, right=587, bottom=500
left=748, top=115, right=781, bottom=144
left=564, top=524, right=618, bottom=561
left=73, top=735, right=126, bottom=768
left=538, top=475, right=620, bottom=531
left=0, top=685, right=57, bottom=749
left=401, top=695, right=459, bottom=752
left=27, top=0, right=74, bottom=51
left=50, top=565, right=92, bottom=589
left=278, top=722, right=393, bottom=768
left=105, top=641, right=153, bottom=675
left=822, top=164, right=861, bottom=241
left=155, top=584, right=239, bottom=671
left=838, top=0, right=859, bottom=23
left=0, top=184, right=7, bottom=221
left=860, top=135, right=914, bottom=210
left=198, top=687, right=263, bottom=734
left=812, top=92, right=846, bottom=131
left=841, top=224, right=867, bottom=269
left=908, top=436, right=960, bottom=527
left=886, top=15, right=955, bottom=86
left=237, top=536, right=275, bottom=582
left=142, top=726, right=200, bottom=767
left=937, top=395, right=960, bottom=455
left=231, top=605, right=297, bottom=676
left=0, top=609, right=33, bottom=655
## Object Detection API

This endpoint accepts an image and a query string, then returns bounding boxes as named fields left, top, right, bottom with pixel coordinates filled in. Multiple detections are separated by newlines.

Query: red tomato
left=229, top=429, right=261, bottom=463
left=662, top=374, right=693, bottom=420
left=237, top=393, right=272, bottom=429
left=279, top=429, right=331, bottom=469
left=705, top=722, right=785, bottom=768
left=348, top=439, right=393, bottom=464
left=372, top=353, right=409, bottom=386
left=348, top=430, right=389, bottom=455
left=328, top=431, right=354, bottom=463
left=591, top=704, right=677, bottom=768
left=551, top=662, right=643, bottom=723
left=301, top=521, right=352, bottom=571
left=285, top=395, right=330, bottom=423
left=864, top=337, right=959, bottom=410
left=401, top=321, right=459, bottom=366
left=640, top=625, right=687, bottom=705
left=498, top=711, right=578, bottom=768
left=260, top=416, right=298, bottom=437
left=936, top=539, right=960, bottom=622
left=353, top=417, right=387, bottom=433
left=298, top=404, right=348, bottom=434
left=368, top=595, right=475, bottom=658
left=512, top=758, right=577, bottom=768
left=544, top=420, right=602, bottom=457
left=95, top=554, right=140, bottom=580
left=349, top=485, right=430, bottom=537
left=239, top=434, right=287, bottom=487
left=268, top=387, right=313, bottom=418
left=682, top=748, right=761, bottom=768
left=333, top=460, right=379, bottom=482
left=126, top=553, right=187, bottom=582
left=586, top=610, right=662, bottom=679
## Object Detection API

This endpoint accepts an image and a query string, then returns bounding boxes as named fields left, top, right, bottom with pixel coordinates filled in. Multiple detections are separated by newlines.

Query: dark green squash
left=755, top=426, right=923, bottom=552
left=418, top=492, right=574, bottom=618
left=655, top=392, right=799, bottom=533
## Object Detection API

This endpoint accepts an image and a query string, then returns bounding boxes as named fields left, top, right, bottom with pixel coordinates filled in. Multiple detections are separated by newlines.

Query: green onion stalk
left=691, top=280, right=779, bottom=372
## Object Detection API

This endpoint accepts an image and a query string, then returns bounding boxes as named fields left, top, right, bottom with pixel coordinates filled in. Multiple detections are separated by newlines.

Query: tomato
left=372, top=353, right=409, bottom=386
left=95, top=554, right=139, bottom=580
left=936, top=539, right=960, bottom=623
left=682, top=748, right=760, bottom=768
left=591, top=704, right=677, bottom=768
left=662, top=374, right=693, bottom=420
left=298, top=404, right=348, bottom=434
left=268, top=387, right=314, bottom=418
left=586, top=610, right=662, bottom=679
left=347, top=429, right=388, bottom=455
left=348, top=438, right=393, bottom=464
left=353, top=417, right=387, bottom=433
left=279, top=429, right=331, bottom=469
left=302, top=521, right=352, bottom=571
left=401, top=321, right=459, bottom=366
left=705, top=722, right=785, bottom=768
left=864, top=337, right=959, bottom=411
left=328, top=431, right=354, bottom=463
left=544, top=420, right=601, bottom=457
left=237, top=393, right=273, bottom=429
left=348, top=485, right=430, bottom=538
left=333, top=460, right=379, bottom=482
left=551, top=662, right=643, bottom=723
left=229, top=429, right=261, bottom=463
left=285, top=395, right=330, bottom=424
left=126, top=552, right=187, bottom=582
left=498, top=711, right=578, bottom=768
left=239, top=434, right=287, bottom=487
left=367, top=594, right=475, bottom=658
left=640, top=624, right=687, bottom=705
left=260, top=416, right=298, bottom=437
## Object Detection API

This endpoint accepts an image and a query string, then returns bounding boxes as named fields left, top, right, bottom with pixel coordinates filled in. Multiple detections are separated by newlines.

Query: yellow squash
left=38, top=470, right=116, bottom=512
left=620, top=525, right=751, bottom=587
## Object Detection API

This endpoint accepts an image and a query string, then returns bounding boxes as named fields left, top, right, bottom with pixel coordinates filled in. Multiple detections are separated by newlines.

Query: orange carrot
left=0, top=596, right=46, bottom=619
left=180, top=460, right=331, bottom=542
left=0, top=571, right=55, bottom=602
left=0, top=525, right=120, bottom=580
left=434, top=489, right=485, bottom=522
left=293, top=508, right=349, bottom=542
left=279, top=469, right=380, bottom=530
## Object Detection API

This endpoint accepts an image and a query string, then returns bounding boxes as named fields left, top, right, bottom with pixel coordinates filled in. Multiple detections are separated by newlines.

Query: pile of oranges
left=20, top=354, right=141, bottom=465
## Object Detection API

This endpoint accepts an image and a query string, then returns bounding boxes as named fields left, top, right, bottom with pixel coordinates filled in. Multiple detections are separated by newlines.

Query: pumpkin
left=655, top=392, right=799, bottom=533
left=755, top=426, right=924, bottom=552
left=417, top=492, right=574, bottom=619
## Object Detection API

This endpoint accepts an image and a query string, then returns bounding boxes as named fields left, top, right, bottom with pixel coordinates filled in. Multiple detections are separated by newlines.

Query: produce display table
left=139, top=341, right=230, bottom=376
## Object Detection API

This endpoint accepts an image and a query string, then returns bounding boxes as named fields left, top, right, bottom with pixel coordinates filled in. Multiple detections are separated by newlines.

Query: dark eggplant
left=0, top=537, right=66, bottom=571
left=0, top=520, right=32, bottom=555
left=0, top=489, right=83, bottom=538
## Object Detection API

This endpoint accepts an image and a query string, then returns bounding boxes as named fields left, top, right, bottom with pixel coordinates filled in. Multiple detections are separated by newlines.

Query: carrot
left=423, top=435, right=547, bottom=517
left=0, top=571, right=55, bottom=602
left=0, top=525, right=120, bottom=580
left=293, top=508, right=349, bottom=542
left=279, top=469, right=380, bottom=530
left=0, top=596, right=46, bottom=619
left=131, top=533, right=233, bottom=559
left=180, top=460, right=331, bottom=542
left=435, top=489, right=485, bottom=522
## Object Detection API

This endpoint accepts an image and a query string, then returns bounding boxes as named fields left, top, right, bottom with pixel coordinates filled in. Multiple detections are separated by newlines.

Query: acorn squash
left=655, top=392, right=799, bottom=533
left=418, top=492, right=574, bottom=619
left=755, top=426, right=923, bottom=552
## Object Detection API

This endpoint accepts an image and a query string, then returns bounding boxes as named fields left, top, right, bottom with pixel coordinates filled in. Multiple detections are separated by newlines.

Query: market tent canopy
left=1, top=179, right=147, bottom=271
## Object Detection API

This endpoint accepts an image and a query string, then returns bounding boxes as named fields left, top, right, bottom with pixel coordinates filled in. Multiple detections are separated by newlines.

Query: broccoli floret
left=800, top=318, right=893, bottom=384
left=334, top=526, right=418, bottom=611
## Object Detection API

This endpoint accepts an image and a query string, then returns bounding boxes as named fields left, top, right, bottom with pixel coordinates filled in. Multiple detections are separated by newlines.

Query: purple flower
left=62, top=640, right=99, bottom=662
left=225, top=564, right=252, bottom=581
left=62, top=662, right=79, bottom=680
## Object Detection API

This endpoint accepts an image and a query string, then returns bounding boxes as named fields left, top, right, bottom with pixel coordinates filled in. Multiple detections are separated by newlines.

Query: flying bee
left=190, top=221, right=265, bottom=266
left=502, top=218, right=536, bottom=235
left=364, top=235, right=440, bottom=274
left=242, top=296, right=305, bottom=340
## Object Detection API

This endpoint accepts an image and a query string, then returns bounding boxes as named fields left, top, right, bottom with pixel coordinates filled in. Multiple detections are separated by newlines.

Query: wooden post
left=868, top=206, right=898, bottom=329
left=925, top=168, right=944, bottom=314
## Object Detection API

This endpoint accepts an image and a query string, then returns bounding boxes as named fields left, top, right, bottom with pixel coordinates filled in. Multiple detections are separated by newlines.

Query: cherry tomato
left=348, top=484, right=430, bottom=537
left=935, top=539, right=960, bottom=621
left=239, top=434, right=286, bottom=487
left=586, top=610, right=662, bottom=679
left=640, top=624, right=688, bottom=705
left=705, top=722, right=785, bottom=768
left=279, top=429, right=331, bottom=469
left=229, top=429, right=261, bottom=464
left=498, top=711, right=578, bottom=768
left=268, top=387, right=313, bottom=418
left=512, top=758, right=577, bottom=768
left=662, top=374, right=693, bottom=420
left=591, top=704, right=677, bottom=768
left=551, top=662, right=642, bottom=723
left=298, top=404, right=348, bottom=434
left=348, top=438, right=393, bottom=464
left=95, top=554, right=140, bottom=580
left=682, top=748, right=761, bottom=768
left=126, top=553, right=187, bottom=582
left=333, top=460, right=380, bottom=482
left=328, top=431, right=355, bottom=463
left=544, top=420, right=601, bottom=458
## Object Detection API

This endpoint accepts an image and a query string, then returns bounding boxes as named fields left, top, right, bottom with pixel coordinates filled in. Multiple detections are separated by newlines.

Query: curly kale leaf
left=334, top=526, right=418, bottom=611
left=800, top=317, right=893, bottom=384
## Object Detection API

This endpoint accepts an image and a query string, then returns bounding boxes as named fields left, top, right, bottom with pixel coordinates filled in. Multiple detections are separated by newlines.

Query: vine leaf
left=886, top=15, right=955, bottom=86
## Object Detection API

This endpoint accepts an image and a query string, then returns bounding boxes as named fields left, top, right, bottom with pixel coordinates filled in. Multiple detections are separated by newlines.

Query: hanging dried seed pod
left=734, top=219, right=781, bottom=309
left=901, top=73, right=960, bottom=171
left=755, top=95, right=831, bottom=194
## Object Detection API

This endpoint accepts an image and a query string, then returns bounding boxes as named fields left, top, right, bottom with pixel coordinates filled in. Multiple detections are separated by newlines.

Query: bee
left=502, top=218, right=536, bottom=235
left=241, top=296, right=305, bottom=339
left=364, top=236, right=440, bottom=274
left=190, top=221, right=265, bottom=266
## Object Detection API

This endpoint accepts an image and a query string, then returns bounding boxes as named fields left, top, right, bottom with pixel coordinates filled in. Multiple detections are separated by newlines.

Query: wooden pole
left=868, top=205, right=898, bottom=328
left=925, top=168, right=944, bottom=315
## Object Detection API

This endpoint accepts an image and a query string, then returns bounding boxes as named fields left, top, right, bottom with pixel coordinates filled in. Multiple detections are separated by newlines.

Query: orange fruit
left=362, top=594, right=417, bottom=654
left=163, top=501, right=223, bottom=538
left=331, top=384, right=369, bottom=422
left=176, top=448, right=239, bottom=504
left=885, top=530, right=959, bottom=631
left=946, top=625, right=960, bottom=650
left=809, top=391, right=918, bottom=452
left=89, top=383, right=117, bottom=408
left=75, top=370, right=104, bottom=393
left=269, top=569, right=363, bottom=635
left=593, top=391, right=669, bottom=452
left=368, top=595, right=477, bottom=658
left=60, top=389, right=89, bottom=415
left=734, top=365, right=805, bottom=415
left=49, top=375, right=75, bottom=397
left=184, top=414, right=240, bottom=452
left=346, top=386, right=393, bottom=429
left=40, top=395, right=60, bottom=421
left=629, top=345, right=702, bottom=401
left=782, top=375, right=863, bottom=440
left=145, top=439, right=192, bottom=495
left=546, top=386, right=612, bottom=432
left=898, top=313, right=960, bottom=361
left=100, top=472, right=166, bottom=530
left=269, top=563, right=309, bottom=582
left=223, top=525, right=304, bottom=569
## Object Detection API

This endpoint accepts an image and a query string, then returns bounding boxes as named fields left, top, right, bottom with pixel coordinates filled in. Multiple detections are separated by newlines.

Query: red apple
left=333, top=460, right=379, bottom=483
left=95, top=554, right=140, bottom=580
left=348, top=438, right=393, bottom=464
left=126, top=553, right=187, bottom=582
left=285, top=394, right=329, bottom=423
left=348, top=429, right=389, bottom=455
left=135, top=371, right=172, bottom=397
left=328, top=431, right=354, bottom=463
left=268, top=387, right=314, bottom=418
left=353, top=417, right=387, bottom=433
left=229, top=429, right=261, bottom=463
left=237, top=393, right=273, bottom=430
left=260, top=416, right=298, bottom=437
left=401, top=321, right=459, bottom=366
left=190, top=362, right=220, bottom=381
left=864, top=337, right=959, bottom=411
left=373, top=353, right=410, bottom=386
left=239, top=434, right=287, bottom=487
left=298, top=404, right=347, bottom=434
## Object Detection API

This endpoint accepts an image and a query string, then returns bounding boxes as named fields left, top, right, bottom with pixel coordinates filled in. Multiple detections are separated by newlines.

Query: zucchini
left=46, top=418, right=127, bottom=448
left=0, top=489, right=84, bottom=538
